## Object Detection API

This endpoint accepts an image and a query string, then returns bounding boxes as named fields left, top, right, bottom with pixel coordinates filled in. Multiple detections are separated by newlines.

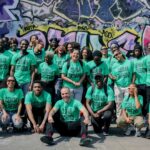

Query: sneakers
left=103, top=131, right=109, bottom=136
left=124, top=125, right=135, bottom=136
left=145, top=127, right=150, bottom=139
left=40, top=136, right=55, bottom=145
left=79, top=137, right=92, bottom=146
left=135, top=128, right=141, bottom=137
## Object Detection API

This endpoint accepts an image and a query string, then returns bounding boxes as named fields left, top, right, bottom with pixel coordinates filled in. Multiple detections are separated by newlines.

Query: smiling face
left=128, top=84, right=136, bottom=96
left=82, top=49, right=88, bottom=59
left=61, top=87, right=71, bottom=102
left=71, top=49, right=80, bottom=61
left=7, top=76, right=16, bottom=89
left=20, top=40, right=29, bottom=52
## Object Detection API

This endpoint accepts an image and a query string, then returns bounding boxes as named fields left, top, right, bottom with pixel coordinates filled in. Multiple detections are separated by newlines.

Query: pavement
left=0, top=124, right=150, bottom=150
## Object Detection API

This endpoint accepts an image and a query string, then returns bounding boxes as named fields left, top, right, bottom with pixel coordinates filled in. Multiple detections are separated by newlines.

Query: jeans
left=55, top=78, right=63, bottom=101
left=20, top=82, right=30, bottom=96
left=70, top=86, right=83, bottom=102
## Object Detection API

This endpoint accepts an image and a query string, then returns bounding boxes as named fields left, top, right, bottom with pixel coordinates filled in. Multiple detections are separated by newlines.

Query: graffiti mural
left=0, top=0, right=150, bottom=52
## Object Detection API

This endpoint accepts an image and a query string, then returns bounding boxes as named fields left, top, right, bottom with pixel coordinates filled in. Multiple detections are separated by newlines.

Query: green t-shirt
left=61, top=60, right=88, bottom=88
left=145, top=55, right=150, bottom=86
left=4, top=49, right=19, bottom=60
left=54, top=99, right=83, bottom=122
left=87, top=60, right=109, bottom=83
left=0, top=88, right=24, bottom=112
left=28, top=48, right=45, bottom=68
left=86, top=85, right=114, bottom=112
left=0, top=53, right=10, bottom=81
left=11, top=52, right=36, bottom=84
left=53, top=54, right=70, bottom=75
left=38, top=62, right=59, bottom=82
left=133, top=56, right=146, bottom=85
left=148, top=102, right=150, bottom=113
left=101, top=54, right=112, bottom=68
left=25, top=90, right=51, bottom=108
left=111, top=59, right=133, bottom=87
left=121, top=95, right=143, bottom=116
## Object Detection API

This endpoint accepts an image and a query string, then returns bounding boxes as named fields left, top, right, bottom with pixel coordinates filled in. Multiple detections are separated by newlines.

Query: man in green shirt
left=40, top=87, right=91, bottom=146
left=25, top=81, right=52, bottom=133
left=86, top=73, right=114, bottom=135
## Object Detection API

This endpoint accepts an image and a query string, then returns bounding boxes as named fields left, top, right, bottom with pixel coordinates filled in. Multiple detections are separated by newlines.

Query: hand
left=2, top=113, right=9, bottom=122
left=73, top=82, right=81, bottom=87
left=83, top=118, right=89, bottom=125
left=92, top=113, right=99, bottom=118
left=14, top=114, right=21, bottom=122
left=111, top=75, right=116, bottom=81
left=134, top=87, right=138, bottom=96
left=48, top=116, right=54, bottom=123
left=97, top=110, right=103, bottom=116
left=28, top=84, right=32, bottom=91
left=39, top=123, right=45, bottom=133
left=33, top=124, right=40, bottom=133
left=125, top=117, right=132, bottom=123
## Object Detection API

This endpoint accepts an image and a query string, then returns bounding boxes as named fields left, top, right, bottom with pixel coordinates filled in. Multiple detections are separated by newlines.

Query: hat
left=110, top=43, right=119, bottom=49
left=92, top=50, right=102, bottom=57
left=134, top=44, right=142, bottom=51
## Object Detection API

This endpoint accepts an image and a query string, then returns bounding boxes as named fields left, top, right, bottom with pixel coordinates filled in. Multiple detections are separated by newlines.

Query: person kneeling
left=86, top=74, right=114, bottom=135
left=117, top=84, right=144, bottom=137
left=41, top=87, right=91, bottom=146
left=25, top=81, right=52, bottom=133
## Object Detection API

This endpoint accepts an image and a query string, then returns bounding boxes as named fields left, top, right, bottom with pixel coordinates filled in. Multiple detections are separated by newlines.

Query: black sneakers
left=79, top=137, right=92, bottom=146
left=145, top=127, right=150, bottom=139
left=40, top=136, right=55, bottom=145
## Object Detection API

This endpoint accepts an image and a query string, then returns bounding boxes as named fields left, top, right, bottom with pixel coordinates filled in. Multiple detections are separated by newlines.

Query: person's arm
left=134, top=88, right=141, bottom=109
left=0, top=100, right=9, bottom=121
left=14, top=101, right=22, bottom=121
left=39, top=103, right=51, bottom=132
left=122, top=109, right=132, bottom=123
left=48, top=107, right=58, bottom=123
left=25, top=104, right=39, bottom=133
left=80, top=106, right=89, bottom=125
left=10, top=65, right=15, bottom=76
left=75, top=74, right=86, bottom=86
left=97, top=102, right=113, bottom=115
left=132, top=73, right=136, bottom=83
left=29, top=65, right=35, bottom=91
left=61, top=74, right=75, bottom=85
left=86, top=100, right=99, bottom=118
left=108, top=74, right=116, bottom=80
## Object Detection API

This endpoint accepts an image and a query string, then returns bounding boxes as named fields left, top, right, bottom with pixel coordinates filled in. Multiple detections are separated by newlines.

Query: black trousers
left=45, top=115, right=87, bottom=137
left=91, top=110, right=112, bottom=133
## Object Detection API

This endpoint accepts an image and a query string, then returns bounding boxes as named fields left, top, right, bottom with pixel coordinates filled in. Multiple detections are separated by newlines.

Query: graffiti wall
left=1, top=0, right=150, bottom=53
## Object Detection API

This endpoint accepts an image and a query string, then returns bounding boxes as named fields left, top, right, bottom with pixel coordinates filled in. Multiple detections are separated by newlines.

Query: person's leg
left=114, top=85, right=123, bottom=118
left=0, top=113, right=11, bottom=131
left=12, top=114, right=23, bottom=129
left=73, top=86, right=83, bottom=102
left=54, top=78, right=63, bottom=101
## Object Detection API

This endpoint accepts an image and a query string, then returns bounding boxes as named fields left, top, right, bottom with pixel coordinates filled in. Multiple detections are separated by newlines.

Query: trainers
left=40, top=136, right=55, bottom=145
left=135, top=128, right=141, bottom=137
left=124, top=125, right=135, bottom=136
left=145, top=127, right=150, bottom=139
left=103, top=131, right=109, bottom=136
left=79, top=137, right=92, bottom=146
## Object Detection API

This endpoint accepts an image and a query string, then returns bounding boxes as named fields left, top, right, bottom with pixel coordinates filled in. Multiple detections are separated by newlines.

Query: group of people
left=0, top=35, right=150, bottom=147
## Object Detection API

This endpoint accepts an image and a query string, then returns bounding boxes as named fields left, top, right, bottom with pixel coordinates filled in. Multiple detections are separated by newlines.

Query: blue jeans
left=20, top=82, right=30, bottom=96
left=55, top=78, right=63, bottom=100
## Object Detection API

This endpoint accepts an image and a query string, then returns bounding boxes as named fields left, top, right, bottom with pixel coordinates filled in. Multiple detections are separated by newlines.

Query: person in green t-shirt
left=0, top=76, right=24, bottom=131
left=53, top=45, right=70, bottom=100
left=61, top=48, right=88, bottom=102
left=40, top=87, right=91, bottom=146
left=0, top=38, right=11, bottom=85
left=10, top=39, right=36, bottom=95
left=117, top=84, right=144, bottom=137
left=109, top=50, right=133, bottom=118
left=25, top=80, right=52, bottom=133
left=132, top=44, right=147, bottom=117
left=86, top=73, right=114, bottom=135
left=38, top=51, right=59, bottom=103
left=47, top=38, right=59, bottom=52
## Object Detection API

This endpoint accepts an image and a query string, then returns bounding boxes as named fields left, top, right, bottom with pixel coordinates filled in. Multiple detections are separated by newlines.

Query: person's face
left=96, top=79, right=103, bottom=88
left=10, top=42, right=17, bottom=50
left=61, top=88, right=70, bottom=102
left=20, top=40, right=29, bottom=52
left=134, top=49, right=141, bottom=57
left=111, top=47, right=118, bottom=54
left=33, top=83, right=42, bottom=95
left=50, top=41, right=58, bottom=49
left=31, top=36, right=37, bottom=43
left=93, top=56, right=101, bottom=64
left=114, top=51, right=123, bottom=61
left=2, top=37, right=9, bottom=49
left=82, top=49, right=88, bottom=59
left=58, top=46, right=64, bottom=54
left=37, top=43, right=44, bottom=51
left=101, top=48, right=108, bottom=55
left=71, top=50, right=79, bottom=61
left=45, top=55, right=53, bottom=64
left=128, top=84, right=136, bottom=95
left=67, top=44, right=73, bottom=53
left=7, top=77, right=15, bottom=89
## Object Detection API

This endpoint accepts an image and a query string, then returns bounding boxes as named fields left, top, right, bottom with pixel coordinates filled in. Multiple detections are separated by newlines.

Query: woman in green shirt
left=117, top=84, right=144, bottom=137
left=0, top=76, right=24, bottom=131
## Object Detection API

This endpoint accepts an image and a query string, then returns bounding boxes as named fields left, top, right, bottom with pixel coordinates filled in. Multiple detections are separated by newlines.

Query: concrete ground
left=0, top=124, right=150, bottom=150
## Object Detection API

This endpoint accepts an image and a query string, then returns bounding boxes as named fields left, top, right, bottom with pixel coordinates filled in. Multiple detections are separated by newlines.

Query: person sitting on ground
left=25, top=80, right=52, bottom=133
left=40, top=87, right=91, bottom=146
left=0, top=76, right=24, bottom=132
left=86, top=73, right=114, bottom=135
left=117, top=83, right=144, bottom=137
